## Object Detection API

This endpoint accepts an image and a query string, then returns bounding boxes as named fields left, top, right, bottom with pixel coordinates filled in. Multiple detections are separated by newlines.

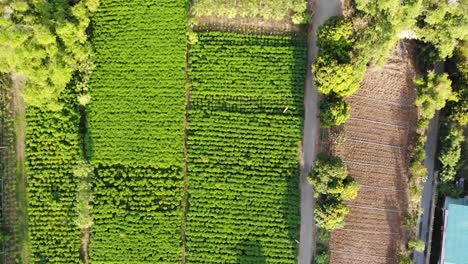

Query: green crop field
left=25, top=89, right=82, bottom=263
left=87, top=0, right=187, bottom=262
left=186, top=32, right=307, bottom=263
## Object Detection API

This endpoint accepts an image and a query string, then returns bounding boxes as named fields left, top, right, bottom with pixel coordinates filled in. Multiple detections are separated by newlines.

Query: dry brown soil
left=328, top=42, right=419, bottom=264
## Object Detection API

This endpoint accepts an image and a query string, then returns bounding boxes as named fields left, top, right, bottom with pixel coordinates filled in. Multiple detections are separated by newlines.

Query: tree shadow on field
left=236, top=238, right=266, bottom=264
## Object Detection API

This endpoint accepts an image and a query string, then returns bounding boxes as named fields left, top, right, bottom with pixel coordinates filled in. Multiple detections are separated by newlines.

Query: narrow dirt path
left=414, top=63, right=443, bottom=264
left=298, top=1, right=343, bottom=263
left=10, top=72, right=30, bottom=264
left=82, top=227, right=90, bottom=264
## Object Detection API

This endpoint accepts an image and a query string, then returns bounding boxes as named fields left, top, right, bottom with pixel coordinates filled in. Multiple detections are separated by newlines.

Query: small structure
left=440, top=197, right=468, bottom=264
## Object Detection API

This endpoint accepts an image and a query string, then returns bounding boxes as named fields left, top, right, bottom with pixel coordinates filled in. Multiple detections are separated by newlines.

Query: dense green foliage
left=439, top=123, right=465, bottom=182
left=408, top=238, right=425, bottom=252
left=191, top=0, right=308, bottom=23
left=0, top=0, right=98, bottom=110
left=25, top=87, right=82, bottom=263
left=313, top=17, right=363, bottom=98
left=309, top=153, right=358, bottom=231
left=88, top=0, right=187, bottom=167
left=87, top=0, right=187, bottom=262
left=353, top=0, right=423, bottom=64
left=418, top=0, right=468, bottom=58
left=187, top=32, right=307, bottom=263
left=415, top=71, right=455, bottom=119
left=436, top=45, right=468, bottom=197
left=314, top=228, right=330, bottom=264
left=319, top=94, right=350, bottom=128
left=313, top=16, right=363, bottom=127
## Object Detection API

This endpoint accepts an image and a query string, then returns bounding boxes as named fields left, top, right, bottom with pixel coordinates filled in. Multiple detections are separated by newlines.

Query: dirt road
left=298, top=1, right=343, bottom=263
left=11, top=73, right=30, bottom=264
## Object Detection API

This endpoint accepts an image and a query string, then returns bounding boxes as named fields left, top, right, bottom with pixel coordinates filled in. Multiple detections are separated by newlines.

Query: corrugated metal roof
left=443, top=198, right=468, bottom=264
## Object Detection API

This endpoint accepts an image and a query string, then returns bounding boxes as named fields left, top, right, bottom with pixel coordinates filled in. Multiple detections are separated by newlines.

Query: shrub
left=439, top=122, right=464, bottom=182
left=409, top=162, right=427, bottom=181
left=319, top=94, right=351, bottom=127
left=438, top=182, right=464, bottom=197
left=408, top=239, right=425, bottom=252
left=314, top=228, right=330, bottom=264
left=398, top=254, right=413, bottom=264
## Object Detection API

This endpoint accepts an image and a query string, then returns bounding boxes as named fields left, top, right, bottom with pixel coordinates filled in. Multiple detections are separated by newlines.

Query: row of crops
left=20, top=0, right=308, bottom=262
left=186, top=32, right=307, bottom=263
left=87, top=0, right=188, bottom=262
left=25, top=89, right=82, bottom=263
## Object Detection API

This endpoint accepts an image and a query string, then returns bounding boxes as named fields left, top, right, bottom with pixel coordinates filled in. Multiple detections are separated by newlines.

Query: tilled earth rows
left=329, top=43, right=418, bottom=263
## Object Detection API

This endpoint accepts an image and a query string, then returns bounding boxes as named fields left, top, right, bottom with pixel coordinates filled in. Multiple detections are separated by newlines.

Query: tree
left=313, top=16, right=364, bottom=98
left=415, top=72, right=455, bottom=119
left=315, top=198, right=349, bottom=231
left=0, top=0, right=99, bottom=110
left=418, top=0, right=468, bottom=58
left=319, top=94, right=351, bottom=128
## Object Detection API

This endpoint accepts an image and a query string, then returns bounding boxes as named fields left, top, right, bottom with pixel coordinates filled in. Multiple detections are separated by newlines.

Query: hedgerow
left=186, top=31, right=307, bottom=263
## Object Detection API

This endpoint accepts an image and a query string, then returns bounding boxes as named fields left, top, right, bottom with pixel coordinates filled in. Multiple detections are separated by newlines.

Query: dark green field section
left=26, top=90, right=82, bottom=263
left=88, top=0, right=187, bottom=167
left=186, top=32, right=307, bottom=263
left=88, top=0, right=187, bottom=263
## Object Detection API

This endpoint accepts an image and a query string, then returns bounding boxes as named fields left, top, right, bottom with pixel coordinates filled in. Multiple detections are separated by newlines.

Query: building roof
left=442, top=197, right=468, bottom=264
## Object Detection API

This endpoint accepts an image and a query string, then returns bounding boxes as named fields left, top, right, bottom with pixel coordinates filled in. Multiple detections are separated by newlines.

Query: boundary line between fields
left=339, top=228, right=400, bottom=236
left=330, top=249, right=396, bottom=260
left=180, top=13, right=192, bottom=264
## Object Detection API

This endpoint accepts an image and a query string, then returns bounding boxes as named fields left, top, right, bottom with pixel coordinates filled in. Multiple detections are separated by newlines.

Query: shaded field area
left=328, top=43, right=418, bottom=264
left=186, top=32, right=307, bottom=263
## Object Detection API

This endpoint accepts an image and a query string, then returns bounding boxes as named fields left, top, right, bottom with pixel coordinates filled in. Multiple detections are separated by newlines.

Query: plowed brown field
left=328, top=42, right=418, bottom=263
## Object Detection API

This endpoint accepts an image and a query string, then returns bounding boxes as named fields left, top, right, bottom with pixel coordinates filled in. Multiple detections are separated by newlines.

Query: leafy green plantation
left=186, top=32, right=307, bottom=263
left=26, top=88, right=82, bottom=263
left=2, top=0, right=466, bottom=263
left=87, top=0, right=187, bottom=262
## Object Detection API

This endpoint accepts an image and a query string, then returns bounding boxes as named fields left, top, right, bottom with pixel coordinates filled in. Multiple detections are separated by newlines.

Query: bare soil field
left=343, top=119, right=408, bottom=146
left=330, top=250, right=394, bottom=264
left=328, top=42, right=418, bottom=263
left=331, top=229, right=401, bottom=256
left=347, top=163, right=408, bottom=191
left=343, top=207, right=403, bottom=234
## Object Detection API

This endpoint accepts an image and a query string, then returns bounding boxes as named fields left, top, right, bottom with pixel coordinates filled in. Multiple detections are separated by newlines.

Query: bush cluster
left=308, top=153, right=359, bottom=231
left=313, top=16, right=365, bottom=127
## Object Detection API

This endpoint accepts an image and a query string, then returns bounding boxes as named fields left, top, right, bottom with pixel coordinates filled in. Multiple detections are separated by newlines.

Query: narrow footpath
left=414, top=111, right=440, bottom=264
left=414, top=63, right=443, bottom=264
left=298, top=0, right=343, bottom=263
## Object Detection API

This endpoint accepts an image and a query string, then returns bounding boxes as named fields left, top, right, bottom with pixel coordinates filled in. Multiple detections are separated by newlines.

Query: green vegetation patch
left=186, top=32, right=307, bottom=263
left=191, top=0, right=308, bottom=23
left=88, top=0, right=187, bottom=167
left=25, top=89, right=82, bottom=263
left=88, top=0, right=187, bottom=262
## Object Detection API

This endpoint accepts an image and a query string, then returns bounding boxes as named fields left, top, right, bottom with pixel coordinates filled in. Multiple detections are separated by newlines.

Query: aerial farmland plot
left=87, top=0, right=187, bottom=262
left=186, top=32, right=307, bottom=263
left=328, top=45, right=419, bottom=264
left=0, top=0, right=465, bottom=264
